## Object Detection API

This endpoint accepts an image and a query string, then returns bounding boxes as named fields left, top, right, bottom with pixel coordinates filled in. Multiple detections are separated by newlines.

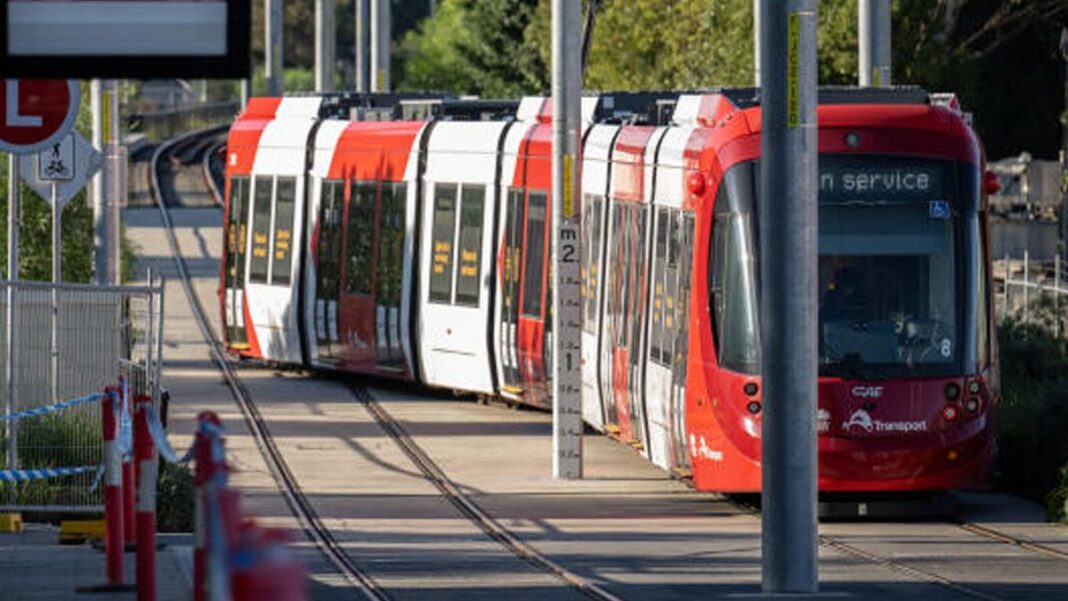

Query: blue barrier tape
left=145, top=404, right=194, bottom=464
left=116, top=391, right=133, bottom=461
left=0, top=393, right=103, bottom=422
left=0, top=465, right=102, bottom=483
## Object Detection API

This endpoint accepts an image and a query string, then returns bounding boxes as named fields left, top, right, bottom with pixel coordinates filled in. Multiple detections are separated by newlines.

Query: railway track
left=151, top=127, right=626, bottom=601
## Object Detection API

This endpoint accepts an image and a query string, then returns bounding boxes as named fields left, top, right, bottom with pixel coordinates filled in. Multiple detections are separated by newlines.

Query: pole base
left=75, top=583, right=136, bottom=594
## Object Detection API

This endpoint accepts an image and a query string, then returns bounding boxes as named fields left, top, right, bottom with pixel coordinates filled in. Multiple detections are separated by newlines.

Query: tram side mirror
left=982, top=170, right=1001, bottom=196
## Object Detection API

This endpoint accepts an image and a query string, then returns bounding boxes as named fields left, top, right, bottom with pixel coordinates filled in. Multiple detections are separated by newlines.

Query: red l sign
left=0, top=80, right=80, bottom=154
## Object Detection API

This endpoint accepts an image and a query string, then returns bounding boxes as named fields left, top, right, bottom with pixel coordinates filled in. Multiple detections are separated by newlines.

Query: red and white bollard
left=231, top=522, right=307, bottom=601
left=134, top=394, right=157, bottom=601
left=121, top=379, right=137, bottom=550
left=193, top=411, right=225, bottom=601
left=102, top=387, right=125, bottom=587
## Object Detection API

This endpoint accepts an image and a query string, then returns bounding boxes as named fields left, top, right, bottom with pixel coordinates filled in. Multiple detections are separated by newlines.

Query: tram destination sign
left=0, top=0, right=250, bottom=78
left=818, top=159, right=948, bottom=205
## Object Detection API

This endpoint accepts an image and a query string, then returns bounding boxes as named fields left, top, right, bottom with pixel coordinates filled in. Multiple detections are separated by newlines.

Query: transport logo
left=842, top=408, right=928, bottom=434
left=817, top=408, right=831, bottom=433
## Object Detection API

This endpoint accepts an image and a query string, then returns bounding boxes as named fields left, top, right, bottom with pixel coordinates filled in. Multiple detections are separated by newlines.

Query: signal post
left=758, top=0, right=819, bottom=594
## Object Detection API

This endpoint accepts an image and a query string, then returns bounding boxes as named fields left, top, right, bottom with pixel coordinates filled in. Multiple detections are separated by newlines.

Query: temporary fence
left=0, top=278, right=163, bottom=512
left=128, top=102, right=239, bottom=144
left=997, top=252, right=1068, bottom=335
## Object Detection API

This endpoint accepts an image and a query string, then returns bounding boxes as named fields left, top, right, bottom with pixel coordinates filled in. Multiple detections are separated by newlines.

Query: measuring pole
left=550, top=0, right=583, bottom=480
left=5, top=154, right=19, bottom=471
left=265, top=0, right=283, bottom=96
left=759, top=0, right=818, bottom=593
left=370, top=0, right=391, bottom=92
left=315, top=0, right=336, bottom=92
left=858, top=0, right=891, bottom=86
left=50, top=182, right=60, bottom=404
left=355, top=0, right=369, bottom=92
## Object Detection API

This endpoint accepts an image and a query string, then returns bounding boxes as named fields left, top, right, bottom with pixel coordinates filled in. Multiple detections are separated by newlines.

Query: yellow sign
left=102, top=92, right=112, bottom=144
left=787, top=12, right=800, bottom=129
left=563, top=154, right=574, bottom=219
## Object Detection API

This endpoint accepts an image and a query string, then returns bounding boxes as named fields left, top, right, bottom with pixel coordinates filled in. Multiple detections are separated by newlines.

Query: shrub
left=156, top=461, right=195, bottom=532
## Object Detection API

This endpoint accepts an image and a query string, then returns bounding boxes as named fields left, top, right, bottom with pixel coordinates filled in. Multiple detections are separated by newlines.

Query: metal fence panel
left=0, top=280, right=163, bottom=512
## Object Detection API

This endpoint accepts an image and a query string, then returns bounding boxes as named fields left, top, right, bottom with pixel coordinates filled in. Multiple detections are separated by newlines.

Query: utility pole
left=5, top=152, right=20, bottom=472
left=550, top=0, right=583, bottom=480
left=858, top=0, right=891, bottom=86
left=370, top=0, right=390, bottom=92
left=91, top=80, right=108, bottom=286
left=759, top=0, right=819, bottom=594
left=753, top=0, right=762, bottom=87
left=315, top=0, right=336, bottom=92
left=106, top=80, right=122, bottom=285
left=265, top=0, right=283, bottom=96
left=1059, top=28, right=1068, bottom=267
left=355, top=0, right=369, bottom=92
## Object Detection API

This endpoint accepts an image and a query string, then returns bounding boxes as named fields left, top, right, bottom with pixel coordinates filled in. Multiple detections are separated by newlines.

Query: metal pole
left=550, top=0, right=583, bottom=480
left=759, top=0, right=819, bottom=593
left=239, top=79, right=249, bottom=109
left=1004, top=253, right=1010, bottom=316
left=370, top=0, right=391, bottom=92
left=315, top=0, right=336, bottom=92
left=1024, top=249, right=1030, bottom=322
left=1056, top=253, right=1061, bottom=337
left=355, top=0, right=369, bottom=93
left=753, top=0, right=761, bottom=87
left=1060, top=28, right=1067, bottom=269
left=265, top=0, right=283, bottom=96
left=51, top=183, right=60, bottom=404
left=153, top=274, right=165, bottom=404
left=107, top=80, right=122, bottom=285
left=5, top=154, right=19, bottom=471
left=858, top=0, right=891, bottom=86
left=92, top=80, right=107, bottom=285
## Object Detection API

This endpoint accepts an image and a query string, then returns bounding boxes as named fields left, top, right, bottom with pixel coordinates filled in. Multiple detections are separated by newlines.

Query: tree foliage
left=399, top=0, right=1066, bottom=159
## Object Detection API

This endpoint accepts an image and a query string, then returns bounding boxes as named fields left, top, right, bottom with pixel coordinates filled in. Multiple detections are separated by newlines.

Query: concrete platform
left=122, top=203, right=1068, bottom=600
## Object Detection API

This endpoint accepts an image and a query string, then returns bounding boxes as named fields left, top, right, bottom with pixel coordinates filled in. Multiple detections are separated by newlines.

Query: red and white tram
left=222, top=87, right=998, bottom=492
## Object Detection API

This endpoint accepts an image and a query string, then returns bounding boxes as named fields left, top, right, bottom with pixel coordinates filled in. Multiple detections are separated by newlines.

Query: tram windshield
left=818, top=157, right=963, bottom=379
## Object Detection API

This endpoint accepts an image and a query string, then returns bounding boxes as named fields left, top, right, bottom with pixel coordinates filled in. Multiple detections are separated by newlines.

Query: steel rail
left=151, top=127, right=392, bottom=601
left=957, top=520, right=1068, bottom=563
left=349, top=384, right=626, bottom=601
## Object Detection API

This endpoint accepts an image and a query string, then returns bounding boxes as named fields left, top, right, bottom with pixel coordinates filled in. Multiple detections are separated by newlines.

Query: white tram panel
left=578, top=124, right=618, bottom=432
left=642, top=106, right=697, bottom=471
left=398, top=123, right=430, bottom=378
left=418, top=122, right=509, bottom=394
left=246, top=97, right=322, bottom=364
left=491, top=101, right=539, bottom=400
left=302, top=119, right=349, bottom=368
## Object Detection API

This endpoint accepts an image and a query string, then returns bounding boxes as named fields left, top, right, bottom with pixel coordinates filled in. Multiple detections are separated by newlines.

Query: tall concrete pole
left=240, top=79, right=250, bottom=109
left=91, top=79, right=108, bottom=286
left=355, top=0, right=369, bottom=92
left=265, top=0, right=283, bottom=96
left=5, top=153, right=20, bottom=471
left=759, top=0, right=819, bottom=594
left=550, top=0, right=583, bottom=480
left=858, top=0, right=891, bottom=86
left=753, top=0, right=762, bottom=87
left=370, top=0, right=391, bottom=92
left=315, top=0, right=336, bottom=92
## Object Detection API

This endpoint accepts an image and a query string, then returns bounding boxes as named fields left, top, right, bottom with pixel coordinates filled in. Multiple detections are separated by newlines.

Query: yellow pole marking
left=787, top=12, right=800, bottom=129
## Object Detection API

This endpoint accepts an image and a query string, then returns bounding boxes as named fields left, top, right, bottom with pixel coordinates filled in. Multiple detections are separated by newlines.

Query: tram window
left=455, top=185, right=485, bottom=307
left=249, top=176, right=273, bottom=284
left=630, top=205, right=648, bottom=362
left=430, top=183, right=458, bottom=303
left=582, top=194, right=603, bottom=333
left=522, top=191, right=548, bottom=318
left=270, top=177, right=296, bottom=286
left=975, top=216, right=989, bottom=368
left=651, top=208, right=668, bottom=365
left=377, top=183, right=406, bottom=307
left=674, top=213, right=695, bottom=373
left=317, top=180, right=345, bottom=299
left=226, top=176, right=250, bottom=287
left=345, top=181, right=376, bottom=295
left=711, top=212, right=760, bottom=374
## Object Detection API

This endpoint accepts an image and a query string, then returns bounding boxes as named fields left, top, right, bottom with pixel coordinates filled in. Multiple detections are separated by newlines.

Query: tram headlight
left=941, top=404, right=960, bottom=422
left=746, top=401, right=762, bottom=415
left=743, top=382, right=759, bottom=397
left=967, top=380, right=981, bottom=395
left=964, top=398, right=981, bottom=414
left=944, top=383, right=961, bottom=400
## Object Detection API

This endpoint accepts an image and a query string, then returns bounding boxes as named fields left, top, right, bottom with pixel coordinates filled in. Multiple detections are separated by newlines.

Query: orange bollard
left=134, top=395, right=157, bottom=601
left=121, top=379, right=137, bottom=550
left=231, top=521, right=307, bottom=601
left=193, top=411, right=225, bottom=601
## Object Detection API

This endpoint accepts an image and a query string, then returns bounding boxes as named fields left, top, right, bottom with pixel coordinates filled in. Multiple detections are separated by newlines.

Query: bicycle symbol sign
left=37, top=134, right=74, bottom=181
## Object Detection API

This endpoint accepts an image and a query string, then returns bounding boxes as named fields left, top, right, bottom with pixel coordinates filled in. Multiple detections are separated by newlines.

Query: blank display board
left=0, top=0, right=249, bottom=78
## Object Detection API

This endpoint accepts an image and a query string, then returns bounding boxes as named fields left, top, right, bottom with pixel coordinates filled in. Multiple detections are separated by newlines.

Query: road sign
left=0, top=80, right=80, bottom=154
left=19, top=131, right=103, bottom=208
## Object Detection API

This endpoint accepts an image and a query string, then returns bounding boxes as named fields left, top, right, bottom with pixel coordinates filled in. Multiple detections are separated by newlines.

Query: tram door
left=224, top=176, right=250, bottom=348
left=499, top=188, right=525, bottom=394
left=313, top=180, right=344, bottom=364
left=517, top=191, right=549, bottom=406
left=670, top=213, right=695, bottom=470
left=374, top=182, right=407, bottom=370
